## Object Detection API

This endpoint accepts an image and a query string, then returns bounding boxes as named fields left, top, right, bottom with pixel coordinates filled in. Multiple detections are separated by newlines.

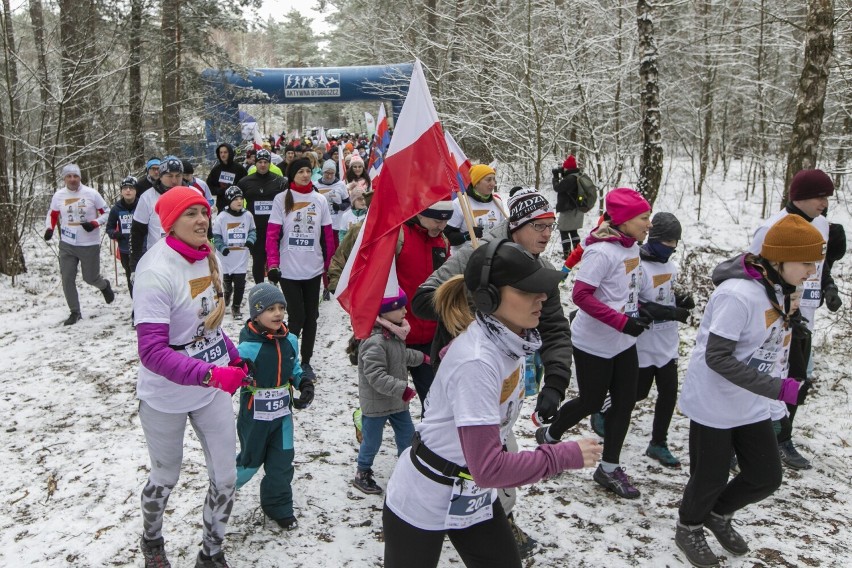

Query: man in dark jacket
left=237, top=149, right=287, bottom=284
left=206, top=143, right=248, bottom=212
left=135, top=158, right=160, bottom=195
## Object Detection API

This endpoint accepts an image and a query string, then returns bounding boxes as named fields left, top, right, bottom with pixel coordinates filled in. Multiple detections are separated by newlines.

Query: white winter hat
left=322, top=159, right=337, bottom=173
left=61, top=163, right=81, bottom=178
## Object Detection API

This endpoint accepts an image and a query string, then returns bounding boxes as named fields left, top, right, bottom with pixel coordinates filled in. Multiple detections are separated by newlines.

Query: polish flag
left=336, top=60, right=456, bottom=338
left=443, top=130, right=472, bottom=192
left=318, top=127, right=329, bottom=151
left=252, top=124, right=265, bottom=151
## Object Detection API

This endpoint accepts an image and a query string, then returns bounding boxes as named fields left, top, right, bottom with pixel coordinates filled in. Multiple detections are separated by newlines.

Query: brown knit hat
left=761, top=215, right=826, bottom=263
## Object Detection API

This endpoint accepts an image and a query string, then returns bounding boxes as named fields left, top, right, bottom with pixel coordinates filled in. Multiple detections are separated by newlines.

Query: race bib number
left=227, top=229, right=246, bottom=245
left=445, top=479, right=494, bottom=530
left=253, top=387, right=291, bottom=421
left=254, top=201, right=273, bottom=215
left=746, top=325, right=788, bottom=375
left=185, top=333, right=228, bottom=365
left=119, top=213, right=133, bottom=234
left=288, top=232, right=315, bottom=251
left=800, top=279, right=821, bottom=309
left=218, top=171, right=236, bottom=185
left=61, top=227, right=76, bottom=242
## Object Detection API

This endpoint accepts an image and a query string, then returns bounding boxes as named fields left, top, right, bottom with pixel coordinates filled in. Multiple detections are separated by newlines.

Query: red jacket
left=397, top=221, right=451, bottom=345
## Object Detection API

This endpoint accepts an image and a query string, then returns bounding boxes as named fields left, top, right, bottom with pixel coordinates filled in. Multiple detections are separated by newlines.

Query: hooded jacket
left=411, top=220, right=573, bottom=397
left=206, top=143, right=248, bottom=212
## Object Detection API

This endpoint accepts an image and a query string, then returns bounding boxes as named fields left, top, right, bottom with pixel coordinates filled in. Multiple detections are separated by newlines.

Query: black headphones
left=473, top=239, right=509, bottom=315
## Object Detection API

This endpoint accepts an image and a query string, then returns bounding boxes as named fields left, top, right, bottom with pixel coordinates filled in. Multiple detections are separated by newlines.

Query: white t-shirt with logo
left=48, top=185, right=108, bottom=246
left=133, top=188, right=167, bottom=250
left=571, top=240, right=642, bottom=358
left=748, top=209, right=829, bottom=330
left=385, top=322, right=525, bottom=531
left=314, top=179, right=348, bottom=230
left=447, top=196, right=506, bottom=234
left=679, top=277, right=790, bottom=429
left=268, top=190, right=332, bottom=280
left=133, top=239, right=229, bottom=413
left=212, top=210, right=256, bottom=275
left=636, top=259, right=680, bottom=368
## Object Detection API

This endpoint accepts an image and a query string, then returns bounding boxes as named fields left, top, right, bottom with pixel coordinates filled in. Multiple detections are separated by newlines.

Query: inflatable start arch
left=201, top=63, right=414, bottom=159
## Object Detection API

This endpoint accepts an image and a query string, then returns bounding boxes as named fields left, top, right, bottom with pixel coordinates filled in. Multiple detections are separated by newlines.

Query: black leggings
left=383, top=500, right=520, bottom=568
left=679, top=419, right=782, bottom=525
left=559, top=229, right=581, bottom=259
left=119, top=250, right=133, bottom=297
left=223, top=273, right=247, bottom=309
left=279, top=275, right=321, bottom=364
left=250, top=239, right=268, bottom=284
left=548, top=346, right=638, bottom=464
left=636, top=359, right=678, bottom=444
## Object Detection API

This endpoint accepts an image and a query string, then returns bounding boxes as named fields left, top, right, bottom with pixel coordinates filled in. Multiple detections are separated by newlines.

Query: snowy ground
left=1, top=159, right=850, bottom=567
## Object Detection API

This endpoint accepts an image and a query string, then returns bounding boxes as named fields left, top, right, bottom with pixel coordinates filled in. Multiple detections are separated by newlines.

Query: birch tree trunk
left=28, top=0, right=53, bottom=184
left=637, top=0, right=663, bottom=205
left=129, top=0, right=144, bottom=168
left=783, top=0, right=835, bottom=202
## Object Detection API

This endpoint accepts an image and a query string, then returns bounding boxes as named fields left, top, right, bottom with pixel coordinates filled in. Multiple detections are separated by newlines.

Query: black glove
left=245, top=241, right=255, bottom=253
left=80, top=221, right=97, bottom=232
left=672, top=307, right=690, bottom=323
left=824, top=285, right=842, bottom=312
left=622, top=316, right=651, bottom=337
left=293, top=380, right=314, bottom=409
left=43, top=228, right=53, bottom=241
left=675, top=293, right=696, bottom=310
left=796, top=378, right=812, bottom=406
left=220, top=248, right=230, bottom=256
left=267, top=267, right=281, bottom=284
left=473, top=226, right=484, bottom=238
left=534, top=386, right=563, bottom=424
left=322, top=288, right=331, bottom=301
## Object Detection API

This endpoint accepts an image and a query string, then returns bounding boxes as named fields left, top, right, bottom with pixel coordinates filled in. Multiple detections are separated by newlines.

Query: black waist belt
left=410, top=432, right=472, bottom=486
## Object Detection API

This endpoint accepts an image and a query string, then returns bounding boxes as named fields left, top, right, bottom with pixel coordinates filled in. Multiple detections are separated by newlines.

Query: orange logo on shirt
left=652, top=273, right=672, bottom=287
left=500, top=368, right=520, bottom=403
left=63, top=198, right=81, bottom=206
left=226, top=222, right=242, bottom=230
left=623, top=257, right=640, bottom=274
left=764, top=308, right=780, bottom=328
left=292, top=202, right=310, bottom=211
left=188, top=276, right=212, bottom=299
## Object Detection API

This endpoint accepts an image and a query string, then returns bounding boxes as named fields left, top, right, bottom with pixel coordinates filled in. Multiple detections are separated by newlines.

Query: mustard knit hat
left=469, top=164, right=496, bottom=188
left=761, top=215, right=826, bottom=263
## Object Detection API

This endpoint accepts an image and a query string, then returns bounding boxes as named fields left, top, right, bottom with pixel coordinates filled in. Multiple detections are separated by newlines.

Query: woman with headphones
left=382, top=239, right=601, bottom=568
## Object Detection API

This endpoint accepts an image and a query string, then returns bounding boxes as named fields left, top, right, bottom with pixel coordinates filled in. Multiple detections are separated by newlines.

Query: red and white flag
left=335, top=60, right=456, bottom=338
left=368, top=103, right=390, bottom=183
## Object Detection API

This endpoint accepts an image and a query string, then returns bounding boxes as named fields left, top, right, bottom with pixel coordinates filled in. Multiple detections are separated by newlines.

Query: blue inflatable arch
left=201, top=63, right=414, bottom=159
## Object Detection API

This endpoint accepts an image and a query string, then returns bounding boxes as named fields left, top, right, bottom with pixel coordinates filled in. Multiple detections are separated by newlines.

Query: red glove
left=208, top=366, right=248, bottom=395
left=402, top=386, right=417, bottom=403
left=422, top=354, right=431, bottom=366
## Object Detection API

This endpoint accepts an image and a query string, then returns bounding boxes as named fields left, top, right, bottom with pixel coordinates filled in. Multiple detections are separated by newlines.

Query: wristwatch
left=202, top=368, right=214, bottom=386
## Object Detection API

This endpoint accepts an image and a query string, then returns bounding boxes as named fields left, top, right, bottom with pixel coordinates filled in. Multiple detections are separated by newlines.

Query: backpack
left=571, top=172, right=597, bottom=213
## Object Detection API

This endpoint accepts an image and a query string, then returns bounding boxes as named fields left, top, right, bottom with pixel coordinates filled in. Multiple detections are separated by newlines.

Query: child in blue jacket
left=236, top=283, right=315, bottom=530
left=105, top=176, right=138, bottom=295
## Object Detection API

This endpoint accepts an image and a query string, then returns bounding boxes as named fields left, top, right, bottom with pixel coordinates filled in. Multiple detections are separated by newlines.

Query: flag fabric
left=337, top=137, right=347, bottom=181
left=252, top=123, right=265, bottom=151
left=318, top=127, right=329, bottom=151
left=365, top=112, right=376, bottom=138
left=336, top=60, right=457, bottom=338
left=443, top=130, right=472, bottom=193
left=367, top=103, right=390, bottom=183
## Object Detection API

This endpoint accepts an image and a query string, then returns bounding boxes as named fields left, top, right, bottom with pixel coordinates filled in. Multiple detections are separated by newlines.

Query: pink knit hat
left=605, top=187, right=651, bottom=226
left=379, top=287, right=408, bottom=314
left=349, top=154, right=365, bottom=166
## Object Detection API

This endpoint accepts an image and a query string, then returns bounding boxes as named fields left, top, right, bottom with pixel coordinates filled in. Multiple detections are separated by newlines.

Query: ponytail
left=284, top=189, right=295, bottom=216
left=203, top=253, right=226, bottom=331
left=433, top=275, right=474, bottom=337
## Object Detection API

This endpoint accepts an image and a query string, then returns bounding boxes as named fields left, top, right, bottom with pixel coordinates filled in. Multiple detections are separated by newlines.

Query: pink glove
left=208, top=366, right=248, bottom=395
left=422, top=354, right=431, bottom=365
left=402, top=386, right=417, bottom=403
left=777, top=378, right=801, bottom=405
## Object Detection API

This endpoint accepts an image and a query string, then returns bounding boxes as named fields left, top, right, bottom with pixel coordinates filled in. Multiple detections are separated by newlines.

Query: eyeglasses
left=529, top=222, right=557, bottom=232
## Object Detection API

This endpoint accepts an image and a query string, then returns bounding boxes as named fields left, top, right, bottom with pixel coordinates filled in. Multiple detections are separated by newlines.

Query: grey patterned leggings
left=139, top=393, right=237, bottom=556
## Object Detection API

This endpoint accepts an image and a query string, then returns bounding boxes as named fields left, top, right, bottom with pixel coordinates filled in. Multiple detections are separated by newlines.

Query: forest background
left=0, top=0, right=849, bottom=277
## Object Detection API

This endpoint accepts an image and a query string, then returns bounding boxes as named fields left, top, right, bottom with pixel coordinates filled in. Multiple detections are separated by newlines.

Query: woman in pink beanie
left=134, top=185, right=250, bottom=567
left=535, top=187, right=652, bottom=500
